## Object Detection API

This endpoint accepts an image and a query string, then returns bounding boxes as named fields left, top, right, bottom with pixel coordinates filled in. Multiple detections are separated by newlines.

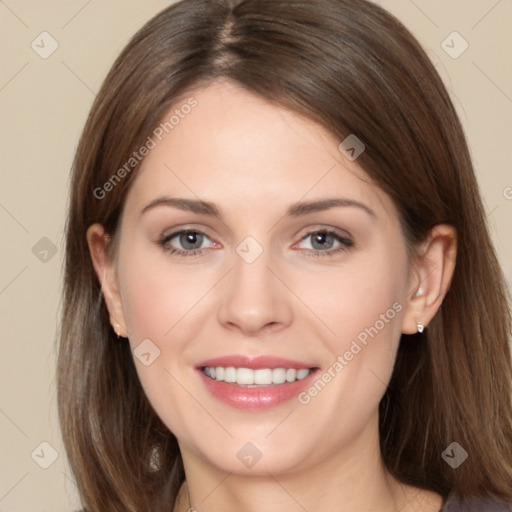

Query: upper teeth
left=203, top=367, right=311, bottom=385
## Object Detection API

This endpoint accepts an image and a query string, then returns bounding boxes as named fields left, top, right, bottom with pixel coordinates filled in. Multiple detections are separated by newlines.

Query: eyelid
left=160, top=228, right=218, bottom=249
left=161, top=228, right=209, bottom=243
left=159, top=223, right=217, bottom=242
left=293, top=229, right=353, bottom=252
left=293, top=224, right=353, bottom=244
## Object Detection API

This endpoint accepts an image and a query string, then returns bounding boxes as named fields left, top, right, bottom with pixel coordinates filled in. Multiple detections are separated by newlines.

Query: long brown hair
left=57, top=0, right=512, bottom=509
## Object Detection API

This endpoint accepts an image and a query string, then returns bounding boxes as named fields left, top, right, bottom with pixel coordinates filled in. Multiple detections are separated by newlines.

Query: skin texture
left=88, top=81, right=456, bottom=512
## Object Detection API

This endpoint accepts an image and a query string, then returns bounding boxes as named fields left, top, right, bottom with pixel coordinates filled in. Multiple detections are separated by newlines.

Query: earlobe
left=86, top=223, right=128, bottom=338
left=401, top=224, right=457, bottom=335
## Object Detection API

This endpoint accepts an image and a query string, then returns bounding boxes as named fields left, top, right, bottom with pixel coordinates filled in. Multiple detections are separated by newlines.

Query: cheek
left=312, top=248, right=404, bottom=328
left=118, top=243, right=212, bottom=343
left=291, top=249, right=407, bottom=443
left=115, top=242, right=226, bottom=419
left=116, top=251, right=208, bottom=438
left=303, top=244, right=407, bottom=379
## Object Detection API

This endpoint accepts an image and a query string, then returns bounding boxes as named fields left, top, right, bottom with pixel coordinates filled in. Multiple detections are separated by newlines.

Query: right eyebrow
left=140, top=197, right=223, bottom=219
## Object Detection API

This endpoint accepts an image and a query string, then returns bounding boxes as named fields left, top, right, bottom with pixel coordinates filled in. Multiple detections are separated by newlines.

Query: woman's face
left=106, top=81, right=416, bottom=475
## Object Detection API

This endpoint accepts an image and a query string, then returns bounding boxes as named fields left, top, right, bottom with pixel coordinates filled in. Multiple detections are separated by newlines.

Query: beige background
left=0, top=1, right=511, bottom=510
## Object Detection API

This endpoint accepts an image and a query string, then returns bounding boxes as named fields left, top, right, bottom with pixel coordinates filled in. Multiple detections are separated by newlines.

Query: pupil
left=181, top=232, right=202, bottom=250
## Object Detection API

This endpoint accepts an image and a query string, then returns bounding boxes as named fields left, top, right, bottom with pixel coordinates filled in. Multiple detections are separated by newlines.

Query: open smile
left=197, top=355, right=319, bottom=409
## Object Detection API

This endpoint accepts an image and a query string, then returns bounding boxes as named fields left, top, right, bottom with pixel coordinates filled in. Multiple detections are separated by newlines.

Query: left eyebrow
left=285, top=198, right=376, bottom=219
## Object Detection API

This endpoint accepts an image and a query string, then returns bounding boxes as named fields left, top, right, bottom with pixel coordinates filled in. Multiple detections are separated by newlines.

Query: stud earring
left=414, top=286, right=425, bottom=298
left=416, top=319, right=424, bottom=333
left=113, top=323, right=121, bottom=339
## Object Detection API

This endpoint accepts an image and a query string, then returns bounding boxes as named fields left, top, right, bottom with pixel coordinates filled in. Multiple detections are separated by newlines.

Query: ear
left=86, top=223, right=128, bottom=338
left=401, top=224, right=457, bottom=334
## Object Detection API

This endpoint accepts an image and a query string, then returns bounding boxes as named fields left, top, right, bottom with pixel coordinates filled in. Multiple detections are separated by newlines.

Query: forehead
left=123, top=81, right=395, bottom=221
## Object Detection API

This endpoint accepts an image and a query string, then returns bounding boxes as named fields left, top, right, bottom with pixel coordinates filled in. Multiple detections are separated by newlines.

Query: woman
left=57, top=0, right=512, bottom=510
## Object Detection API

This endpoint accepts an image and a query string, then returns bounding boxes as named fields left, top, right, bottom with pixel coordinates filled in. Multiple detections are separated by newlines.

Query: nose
left=217, top=248, right=293, bottom=337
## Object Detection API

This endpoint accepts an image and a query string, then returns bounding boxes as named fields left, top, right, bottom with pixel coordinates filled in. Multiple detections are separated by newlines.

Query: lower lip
left=197, top=369, right=318, bottom=409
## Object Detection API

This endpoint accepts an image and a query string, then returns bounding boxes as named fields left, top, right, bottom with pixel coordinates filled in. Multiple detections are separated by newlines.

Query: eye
left=159, top=229, right=216, bottom=256
left=295, top=230, right=353, bottom=257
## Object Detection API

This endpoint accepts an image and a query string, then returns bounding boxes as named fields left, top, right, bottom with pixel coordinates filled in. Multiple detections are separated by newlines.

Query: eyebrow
left=140, top=196, right=376, bottom=219
left=287, top=198, right=376, bottom=218
left=140, top=197, right=222, bottom=218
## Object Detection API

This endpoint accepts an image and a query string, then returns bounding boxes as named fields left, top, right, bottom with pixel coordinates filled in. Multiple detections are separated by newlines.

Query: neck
left=174, top=413, right=419, bottom=512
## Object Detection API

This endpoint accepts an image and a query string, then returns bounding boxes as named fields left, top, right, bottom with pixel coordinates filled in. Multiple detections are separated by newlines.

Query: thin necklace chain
left=185, top=480, right=193, bottom=511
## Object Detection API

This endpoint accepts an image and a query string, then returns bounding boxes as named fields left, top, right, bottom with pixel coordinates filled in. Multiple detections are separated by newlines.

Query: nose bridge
left=230, top=240, right=277, bottom=309
left=216, top=236, right=292, bottom=334
left=233, top=241, right=272, bottom=292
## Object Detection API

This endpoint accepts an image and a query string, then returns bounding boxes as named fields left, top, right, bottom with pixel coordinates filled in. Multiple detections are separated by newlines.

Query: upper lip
left=196, top=355, right=316, bottom=370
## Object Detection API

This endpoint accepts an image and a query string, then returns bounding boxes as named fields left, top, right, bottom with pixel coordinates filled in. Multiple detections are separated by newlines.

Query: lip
left=196, top=355, right=319, bottom=409
left=197, top=355, right=314, bottom=370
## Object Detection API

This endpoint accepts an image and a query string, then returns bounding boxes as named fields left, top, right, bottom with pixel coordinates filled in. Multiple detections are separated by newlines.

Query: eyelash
left=299, top=231, right=353, bottom=257
left=158, top=229, right=353, bottom=258
left=158, top=230, right=207, bottom=257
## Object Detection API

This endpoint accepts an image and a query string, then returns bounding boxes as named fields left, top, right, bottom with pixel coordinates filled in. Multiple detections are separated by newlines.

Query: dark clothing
left=440, top=494, right=512, bottom=511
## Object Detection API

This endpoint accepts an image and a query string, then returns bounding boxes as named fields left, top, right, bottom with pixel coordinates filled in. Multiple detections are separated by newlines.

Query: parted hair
left=57, top=0, right=512, bottom=510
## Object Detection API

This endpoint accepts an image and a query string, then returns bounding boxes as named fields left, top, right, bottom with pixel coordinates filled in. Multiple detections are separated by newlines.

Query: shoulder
left=441, top=493, right=512, bottom=512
